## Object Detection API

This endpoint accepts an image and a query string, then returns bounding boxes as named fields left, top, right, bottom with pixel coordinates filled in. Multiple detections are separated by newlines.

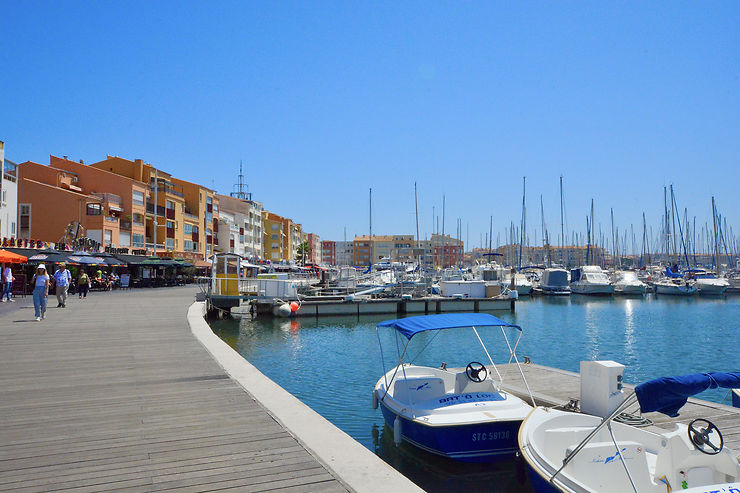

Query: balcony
left=92, top=193, right=123, bottom=212
left=166, top=208, right=175, bottom=219
left=153, top=181, right=185, bottom=198
left=184, top=212, right=199, bottom=221
left=146, top=203, right=166, bottom=216
left=166, top=227, right=175, bottom=238
left=120, top=220, right=132, bottom=231
left=105, top=216, right=119, bottom=224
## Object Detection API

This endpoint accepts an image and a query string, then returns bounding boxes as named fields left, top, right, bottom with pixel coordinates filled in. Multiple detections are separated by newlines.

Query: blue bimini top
left=635, top=371, right=740, bottom=417
left=377, top=313, right=520, bottom=340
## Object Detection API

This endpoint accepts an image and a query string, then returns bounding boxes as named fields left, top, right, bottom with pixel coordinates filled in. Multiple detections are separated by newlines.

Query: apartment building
left=171, top=177, right=219, bottom=259
left=321, top=240, right=354, bottom=266
left=321, top=240, right=335, bottom=265
left=335, top=240, right=354, bottom=266
left=261, top=211, right=286, bottom=261
left=89, top=156, right=217, bottom=261
left=284, top=218, right=303, bottom=262
left=303, top=233, right=321, bottom=265
left=16, top=157, right=148, bottom=251
left=215, top=193, right=263, bottom=260
left=49, top=156, right=148, bottom=250
left=0, top=141, right=18, bottom=240
left=418, top=234, right=464, bottom=268
left=493, top=244, right=606, bottom=268
left=353, top=234, right=416, bottom=265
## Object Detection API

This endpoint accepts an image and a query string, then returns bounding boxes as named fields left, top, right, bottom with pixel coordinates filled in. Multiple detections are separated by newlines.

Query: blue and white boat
left=372, top=313, right=536, bottom=462
left=519, top=371, right=740, bottom=493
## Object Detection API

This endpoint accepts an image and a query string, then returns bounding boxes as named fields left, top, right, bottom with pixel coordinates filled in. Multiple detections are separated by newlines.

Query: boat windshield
left=619, top=271, right=638, bottom=282
left=584, top=273, right=609, bottom=282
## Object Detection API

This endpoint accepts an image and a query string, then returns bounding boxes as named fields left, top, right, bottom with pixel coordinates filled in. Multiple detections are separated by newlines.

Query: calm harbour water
left=209, top=294, right=740, bottom=493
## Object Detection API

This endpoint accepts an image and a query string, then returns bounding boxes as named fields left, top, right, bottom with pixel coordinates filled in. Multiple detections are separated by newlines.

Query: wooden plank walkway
left=0, top=287, right=349, bottom=493
left=498, top=363, right=740, bottom=452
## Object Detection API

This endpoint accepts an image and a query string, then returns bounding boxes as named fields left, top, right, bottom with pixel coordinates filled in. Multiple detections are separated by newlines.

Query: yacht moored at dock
left=569, top=266, right=614, bottom=296
left=536, top=268, right=570, bottom=295
left=611, top=270, right=647, bottom=295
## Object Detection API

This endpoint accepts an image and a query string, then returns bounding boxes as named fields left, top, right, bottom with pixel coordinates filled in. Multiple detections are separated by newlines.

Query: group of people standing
left=29, top=263, right=92, bottom=321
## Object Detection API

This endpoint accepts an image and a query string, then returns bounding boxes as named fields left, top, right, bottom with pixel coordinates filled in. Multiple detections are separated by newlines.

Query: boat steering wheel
left=465, top=362, right=488, bottom=383
left=688, top=419, right=723, bottom=455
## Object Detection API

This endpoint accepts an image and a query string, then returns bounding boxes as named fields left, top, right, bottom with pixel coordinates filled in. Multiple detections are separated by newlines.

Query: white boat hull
left=655, top=281, right=697, bottom=295
left=519, top=407, right=740, bottom=493
left=570, top=282, right=614, bottom=295
left=696, top=278, right=729, bottom=295
left=613, top=282, right=646, bottom=295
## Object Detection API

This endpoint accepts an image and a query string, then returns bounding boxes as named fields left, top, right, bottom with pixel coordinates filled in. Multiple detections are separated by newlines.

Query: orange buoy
left=289, top=301, right=300, bottom=313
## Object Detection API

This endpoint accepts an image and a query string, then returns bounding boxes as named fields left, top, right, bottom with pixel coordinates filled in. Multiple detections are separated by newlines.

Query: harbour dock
left=497, top=363, right=740, bottom=452
left=247, top=296, right=515, bottom=318
left=0, top=287, right=421, bottom=493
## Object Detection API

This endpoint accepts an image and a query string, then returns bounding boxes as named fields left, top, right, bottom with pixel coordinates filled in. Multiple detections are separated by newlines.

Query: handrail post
left=550, top=393, right=638, bottom=484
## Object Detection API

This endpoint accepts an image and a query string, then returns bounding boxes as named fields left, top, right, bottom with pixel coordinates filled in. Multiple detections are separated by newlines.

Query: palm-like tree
left=296, top=241, right=311, bottom=266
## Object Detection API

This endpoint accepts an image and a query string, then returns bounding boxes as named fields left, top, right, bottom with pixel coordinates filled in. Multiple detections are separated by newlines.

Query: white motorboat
left=654, top=266, right=698, bottom=295
left=508, top=272, right=533, bottom=296
left=688, top=270, right=730, bottom=296
left=611, top=270, right=647, bottom=295
left=570, top=266, right=614, bottom=296
left=654, top=278, right=697, bottom=295
left=373, top=313, right=536, bottom=462
left=519, top=371, right=740, bottom=493
left=537, top=268, right=570, bottom=295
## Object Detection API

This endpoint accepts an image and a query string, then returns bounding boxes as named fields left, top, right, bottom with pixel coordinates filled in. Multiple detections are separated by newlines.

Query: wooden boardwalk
left=0, top=287, right=349, bottom=493
left=498, top=363, right=740, bottom=452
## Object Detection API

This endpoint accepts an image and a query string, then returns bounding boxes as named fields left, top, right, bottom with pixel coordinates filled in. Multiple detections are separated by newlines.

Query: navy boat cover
left=635, top=371, right=740, bottom=417
left=377, top=313, right=520, bottom=340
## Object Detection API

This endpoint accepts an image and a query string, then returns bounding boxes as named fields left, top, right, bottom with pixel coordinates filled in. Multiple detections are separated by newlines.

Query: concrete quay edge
left=187, top=302, right=424, bottom=493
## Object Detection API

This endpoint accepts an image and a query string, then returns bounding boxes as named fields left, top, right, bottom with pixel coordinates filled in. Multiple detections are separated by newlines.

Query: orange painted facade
left=17, top=160, right=120, bottom=249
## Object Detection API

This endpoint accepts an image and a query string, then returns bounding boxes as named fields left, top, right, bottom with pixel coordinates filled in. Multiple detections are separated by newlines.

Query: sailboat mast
left=441, top=195, right=446, bottom=269
left=369, top=188, right=373, bottom=270
left=518, top=177, right=526, bottom=270
left=414, top=182, right=420, bottom=249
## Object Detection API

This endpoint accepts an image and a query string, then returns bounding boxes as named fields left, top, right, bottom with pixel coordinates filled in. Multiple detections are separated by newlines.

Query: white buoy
left=371, top=390, right=378, bottom=410
left=393, top=417, right=402, bottom=446
left=274, top=303, right=292, bottom=317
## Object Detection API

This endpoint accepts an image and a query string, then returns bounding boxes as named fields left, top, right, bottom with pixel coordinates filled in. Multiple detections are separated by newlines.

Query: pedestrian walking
left=77, top=269, right=90, bottom=299
left=53, top=263, right=72, bottom=307
left=32, top=264, right=50, bottom=321
left=2, top=263, right=14, bottom=302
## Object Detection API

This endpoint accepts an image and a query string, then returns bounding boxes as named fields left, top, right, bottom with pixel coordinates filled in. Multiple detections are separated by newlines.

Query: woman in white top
left=2, top=264, right=14, bottom=301
left=32, top=264, right=50, bottom=321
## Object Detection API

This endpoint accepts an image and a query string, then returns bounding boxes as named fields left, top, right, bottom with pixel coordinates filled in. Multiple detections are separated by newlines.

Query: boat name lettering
left=438, top=393, right=497, bottom=406
left=700, top=488, right=740, bottom=493
left=471, top=431, right=510, bottom=441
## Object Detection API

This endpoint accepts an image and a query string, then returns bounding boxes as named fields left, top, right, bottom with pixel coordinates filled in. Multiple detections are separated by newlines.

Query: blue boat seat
left=393, top=376, right=446, bottom=404
left=454, top=372, right=497, bottom=394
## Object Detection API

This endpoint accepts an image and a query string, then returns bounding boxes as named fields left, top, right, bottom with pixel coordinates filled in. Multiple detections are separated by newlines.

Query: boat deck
left=497, top=363, right=740, bottom=452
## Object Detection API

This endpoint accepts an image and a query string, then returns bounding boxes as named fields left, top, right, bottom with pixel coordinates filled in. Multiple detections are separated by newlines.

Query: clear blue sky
left=2, top=1, right=738, bottom=251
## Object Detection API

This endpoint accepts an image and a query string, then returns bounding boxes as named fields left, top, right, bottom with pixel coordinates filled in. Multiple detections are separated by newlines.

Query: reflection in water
left=622, top=299, right=636, bottom=363
left=372, top=424, right=531, bottom=493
